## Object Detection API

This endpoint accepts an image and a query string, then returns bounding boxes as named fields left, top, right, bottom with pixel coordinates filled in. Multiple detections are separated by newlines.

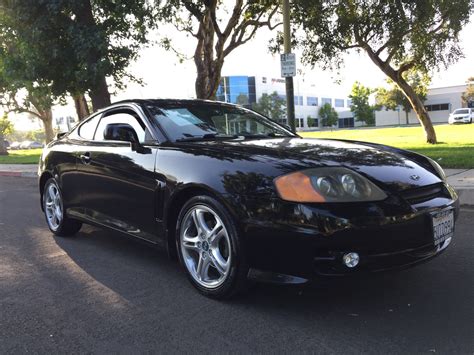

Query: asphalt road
left=0, top=176, right=473, bottom=354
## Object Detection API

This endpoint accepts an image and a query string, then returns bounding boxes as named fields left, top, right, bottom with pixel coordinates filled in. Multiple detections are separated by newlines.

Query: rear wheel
left=43, top=178, right=82, bottom=236
left=176, top=195, right=248, bottom=299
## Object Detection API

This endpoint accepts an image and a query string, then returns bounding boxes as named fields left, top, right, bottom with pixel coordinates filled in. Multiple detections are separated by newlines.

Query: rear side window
left=78, top=114, right=101, bottom=140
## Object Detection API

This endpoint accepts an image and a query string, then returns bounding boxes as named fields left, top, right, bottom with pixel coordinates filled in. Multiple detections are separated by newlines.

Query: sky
left=10, top=15, right=474, bottom=130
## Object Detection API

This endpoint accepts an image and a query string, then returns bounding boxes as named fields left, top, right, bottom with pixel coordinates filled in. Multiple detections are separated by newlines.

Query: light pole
left=282, top=0, right=296, bottom=132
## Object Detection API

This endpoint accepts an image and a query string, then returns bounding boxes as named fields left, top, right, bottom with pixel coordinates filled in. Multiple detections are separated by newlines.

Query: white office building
left=375, top=84, right=469, bottom=126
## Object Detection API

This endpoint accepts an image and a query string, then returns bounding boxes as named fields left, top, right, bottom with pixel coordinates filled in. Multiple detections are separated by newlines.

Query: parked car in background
left=448, top=108, right=473, bottom=124
left=9, top=142, right=21, bottom=150
left=19, top=141, right=44, bottom=149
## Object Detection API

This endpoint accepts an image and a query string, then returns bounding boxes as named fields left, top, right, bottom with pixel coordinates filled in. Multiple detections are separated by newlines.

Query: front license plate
left=431, top=208, right=454, bottom=246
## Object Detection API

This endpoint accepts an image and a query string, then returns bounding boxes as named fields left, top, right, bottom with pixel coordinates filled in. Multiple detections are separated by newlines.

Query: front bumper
left=241, top=184, right=459, bottom=280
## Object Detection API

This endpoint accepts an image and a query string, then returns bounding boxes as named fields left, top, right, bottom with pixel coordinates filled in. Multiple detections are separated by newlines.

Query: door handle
left=80, top=152, right=91, bottom=164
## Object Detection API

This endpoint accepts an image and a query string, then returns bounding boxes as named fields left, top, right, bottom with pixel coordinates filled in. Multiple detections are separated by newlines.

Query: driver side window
left=95, top=111, right=146, bottom=143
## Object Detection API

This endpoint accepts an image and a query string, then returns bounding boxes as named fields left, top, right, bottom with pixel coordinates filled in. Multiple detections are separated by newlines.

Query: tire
left=176, top=195, right=248, bottom=299
left=42, top=178, right=82, bottom=236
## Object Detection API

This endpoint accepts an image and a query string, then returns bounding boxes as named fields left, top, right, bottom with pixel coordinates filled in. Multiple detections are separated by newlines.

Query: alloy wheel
left=44, top=183, right=63, bottom=231
left=180, top=205, right=232, bottom=289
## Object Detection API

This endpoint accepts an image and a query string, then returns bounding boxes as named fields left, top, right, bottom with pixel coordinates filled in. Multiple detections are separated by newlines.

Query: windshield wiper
left=240, top=132, right=289, bottom=139
left=175, top=133, right=239, bottom=142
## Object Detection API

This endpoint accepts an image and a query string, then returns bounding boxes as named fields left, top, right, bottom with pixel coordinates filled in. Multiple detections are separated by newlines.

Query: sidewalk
left=0, top=164, right=37, bottom=178
left=0, top=164, right=473, bottom=205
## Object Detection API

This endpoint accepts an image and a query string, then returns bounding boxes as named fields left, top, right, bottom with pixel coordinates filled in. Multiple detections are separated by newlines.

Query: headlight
left=274, top=167, right=387, bottom=203
left=427, top=158, right=446, bottom=181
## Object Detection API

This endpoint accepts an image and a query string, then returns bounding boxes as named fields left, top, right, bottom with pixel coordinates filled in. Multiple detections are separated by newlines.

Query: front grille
left=399, top=183, right=446, bottom=205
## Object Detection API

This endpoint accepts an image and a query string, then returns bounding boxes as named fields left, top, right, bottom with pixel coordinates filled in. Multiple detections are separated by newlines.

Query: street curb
left=0, top=171, right=37, bottom=178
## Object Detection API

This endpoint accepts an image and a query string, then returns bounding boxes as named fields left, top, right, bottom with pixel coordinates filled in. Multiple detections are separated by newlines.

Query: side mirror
left=104, top=123, right=139, bottom=143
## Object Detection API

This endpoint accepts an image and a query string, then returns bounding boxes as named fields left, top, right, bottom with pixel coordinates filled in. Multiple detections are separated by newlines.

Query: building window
left=307, top=97, right=318, bottom=106
left=295, top=118, right=304, bottom=128
left=425, top=103, right=449, bottom=111
left=294, top=95, right=303, bottom=105
left=322, top=97, right=332, bottom=106
left=347, top=99, right=352, bottom=108
left=335, top=99, right=345, bottom=108
left=262, top=77, right=267, bottom=84
left=338, top=117, right=355, bottom=128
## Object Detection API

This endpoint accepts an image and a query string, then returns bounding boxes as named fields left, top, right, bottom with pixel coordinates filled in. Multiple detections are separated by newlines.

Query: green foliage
left=318, top=103, right=338, bottom=127
left=292, top=1, right=472, bottom=73
left=349, top=82, right=375, bottom=125
left=252, top=92, right=286, bottom=120
left=236, top=94, right=250, bottom=106
left=0, top=113, right=13, bottom=137
left=0, top=0, right=155, bottom=103
left=462, top=77, right=474, bottom=107
left=307, top=116, right=316, bottom=128
left=376, top=70, right=430, bottom=122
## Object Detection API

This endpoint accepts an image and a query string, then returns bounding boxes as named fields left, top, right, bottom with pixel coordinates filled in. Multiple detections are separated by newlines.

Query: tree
left=157, top=1, right=280, bottom=99
left=236, top=93, right=250, bottom=106
left=319, top=103, right=338, bottom=128
left=0, top=113, right=13, bottom=155
left=349, top=82, right=375, bottom=126
left=461, top=77, right=474, bottom=108
left=307, top=116, right=316, bottom=128
left=0, top=83, right=56, bottom=143
left=252, top=91, right=286, bottom=120
left=0, top=1, right=155, bottom=114
left=292, top=0, right=473, bottom=143
left=376, top=70, right=430, bottom=125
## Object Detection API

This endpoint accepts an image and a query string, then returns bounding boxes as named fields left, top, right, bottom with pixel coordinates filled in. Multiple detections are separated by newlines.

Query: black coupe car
left=39, top=99, right=458, bottom=298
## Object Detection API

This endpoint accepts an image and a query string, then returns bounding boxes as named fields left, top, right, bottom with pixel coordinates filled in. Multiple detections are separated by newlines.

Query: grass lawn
left=300, top=124, right=474, bottom=169
left=0, top=149, right=42, bottom=164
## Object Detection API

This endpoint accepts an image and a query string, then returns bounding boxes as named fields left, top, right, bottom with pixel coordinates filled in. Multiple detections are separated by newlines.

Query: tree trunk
left=41, top=109, right=55, bottom=143
left=74, top=1, right=111, bottom=111
left=90, top=75, right=111, bottom=111
left=73, top=93, right=90, bottom=121
left=394, top=77, right=437, bottom=143
left=405, top=110, right=409, bottom=125
left=364, top=49, right=437, bottom=143
left=0, top=132, right=8, bottom=156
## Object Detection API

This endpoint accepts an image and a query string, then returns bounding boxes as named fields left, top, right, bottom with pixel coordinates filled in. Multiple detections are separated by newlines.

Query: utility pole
left=282, top=0, right=296, bottom=132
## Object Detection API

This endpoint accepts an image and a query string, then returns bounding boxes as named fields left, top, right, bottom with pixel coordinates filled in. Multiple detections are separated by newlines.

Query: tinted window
left=95, top=112, right=146, bottom=143
left=453, top=109, right=469, bottom=114
left=147, top=103, right=293, bottom=141
left=78, top=114, right=101, bottom=140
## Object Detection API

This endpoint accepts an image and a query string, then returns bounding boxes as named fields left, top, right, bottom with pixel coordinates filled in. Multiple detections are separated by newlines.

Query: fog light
left=343, top=252, right=360, bottom=268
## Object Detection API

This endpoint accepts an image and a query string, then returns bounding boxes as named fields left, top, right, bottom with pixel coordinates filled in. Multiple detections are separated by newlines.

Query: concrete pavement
left=0, top=164, right=473, bottom=205
left=1, top=175, right=473, bottom=353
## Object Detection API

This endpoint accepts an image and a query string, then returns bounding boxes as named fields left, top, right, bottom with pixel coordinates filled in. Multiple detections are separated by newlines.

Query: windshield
left=146, top=102, right=294, bottom=142
left=453, top=109, right=469, bottom=114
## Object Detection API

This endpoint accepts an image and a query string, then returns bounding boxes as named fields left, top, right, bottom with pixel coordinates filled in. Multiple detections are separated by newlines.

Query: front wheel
left=43, top=178, right=82, bottom=236
left=176, top=195, right=248, bottom=299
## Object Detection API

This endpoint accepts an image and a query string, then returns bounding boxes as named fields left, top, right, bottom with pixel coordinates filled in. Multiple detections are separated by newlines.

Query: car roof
left=110, top=98, right=242, bottom=109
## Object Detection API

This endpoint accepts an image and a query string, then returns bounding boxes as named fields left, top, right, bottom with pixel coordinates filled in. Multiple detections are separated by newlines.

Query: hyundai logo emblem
left=410, top=174, right=420, bottom=181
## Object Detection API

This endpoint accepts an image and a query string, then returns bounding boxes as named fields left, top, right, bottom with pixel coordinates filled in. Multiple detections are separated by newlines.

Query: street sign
left=280, top=53, right=296, bottom=77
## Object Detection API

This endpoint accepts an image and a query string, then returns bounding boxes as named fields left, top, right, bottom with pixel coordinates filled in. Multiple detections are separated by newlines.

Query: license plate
left=431, top=208, right=454, bottom=246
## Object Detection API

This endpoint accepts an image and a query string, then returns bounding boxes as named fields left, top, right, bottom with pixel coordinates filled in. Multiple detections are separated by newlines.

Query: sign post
left=281, top=0, right=296, bottom=132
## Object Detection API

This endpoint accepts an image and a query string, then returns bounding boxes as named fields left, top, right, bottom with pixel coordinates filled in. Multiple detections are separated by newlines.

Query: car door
left=76, top=106, right=161, bottom=243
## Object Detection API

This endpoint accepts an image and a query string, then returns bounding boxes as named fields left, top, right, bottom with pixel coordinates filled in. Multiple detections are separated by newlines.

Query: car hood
left=188, top=137, right=441, bottom=191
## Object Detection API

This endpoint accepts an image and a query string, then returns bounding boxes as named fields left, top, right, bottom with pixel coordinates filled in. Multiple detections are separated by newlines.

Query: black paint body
left=39, top=100, right=459, bottom=281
